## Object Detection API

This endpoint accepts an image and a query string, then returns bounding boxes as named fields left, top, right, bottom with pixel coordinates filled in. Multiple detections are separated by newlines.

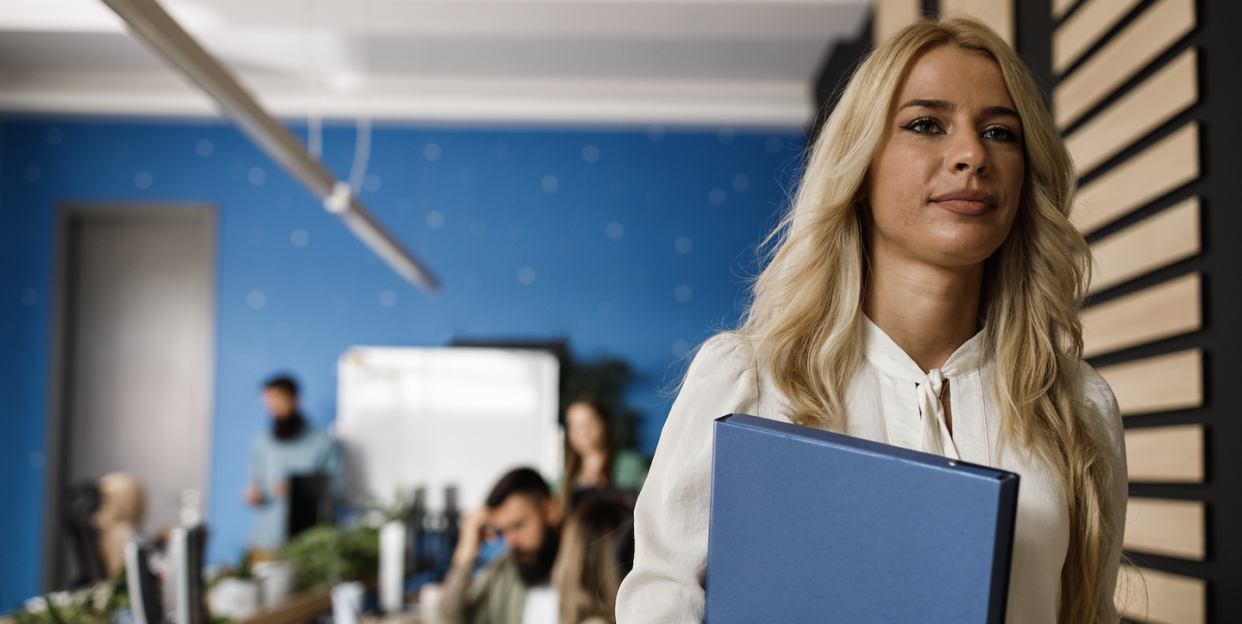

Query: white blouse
left=615, top=319, right=1127, bottom=624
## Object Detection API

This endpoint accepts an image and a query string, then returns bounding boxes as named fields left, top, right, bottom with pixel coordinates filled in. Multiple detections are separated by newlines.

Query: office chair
left=61, top=482, right=106, bottom=586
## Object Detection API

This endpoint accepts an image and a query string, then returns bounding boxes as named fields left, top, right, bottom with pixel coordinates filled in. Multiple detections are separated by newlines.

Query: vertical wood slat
left=1082, top=272, right=1200, bottom=358
left=1115, top=565, right=1206, bottom=624
left=1089, top=196, right=1200, bottom=294
left=1126, top=424, right=1204, bottom=483
left=1097, top=348, right=1203, bottom=416
left=1066, top=48, right=1198, bottom=176
left=1054, top=0, right=1195, bottom=128
left=1125, top=497, right=1206, bottom=560
left=1071, top=122, right=1199, bottom=234
left=939, top=0, right=1014, bottom=44
left=874, top=0, right=923, bottom=45
left=1054, top=0, right=1143, bottom=73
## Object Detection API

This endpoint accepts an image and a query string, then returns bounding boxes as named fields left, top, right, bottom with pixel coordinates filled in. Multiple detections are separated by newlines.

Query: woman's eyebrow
left=984, top=105, right=1021, bottom=119
left=899, top=99, right=1020, bottom=117
left=899, top=98, right=952, bottom=111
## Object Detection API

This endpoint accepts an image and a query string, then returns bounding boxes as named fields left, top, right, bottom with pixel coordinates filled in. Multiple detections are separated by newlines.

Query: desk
left=361, top=615, right=427, bottom=624
left=232, top=589, right=332, bottom=624
left=229, top=590, right=429, bottom=624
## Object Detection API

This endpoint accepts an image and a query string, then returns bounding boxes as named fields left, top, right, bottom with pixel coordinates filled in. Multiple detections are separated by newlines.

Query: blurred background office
left=1, top=0, right=1240, bottom=622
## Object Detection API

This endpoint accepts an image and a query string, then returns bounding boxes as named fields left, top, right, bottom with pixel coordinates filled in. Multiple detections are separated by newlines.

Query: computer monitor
left=125, top=540, right=163, bottom=624
left=169, top=526, right=208, bottom=624
left=287, top=473, right=334, bottom=539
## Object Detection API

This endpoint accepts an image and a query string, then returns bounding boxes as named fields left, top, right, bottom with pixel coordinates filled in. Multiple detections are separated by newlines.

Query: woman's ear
left=853, top=193, right=871, bottom=216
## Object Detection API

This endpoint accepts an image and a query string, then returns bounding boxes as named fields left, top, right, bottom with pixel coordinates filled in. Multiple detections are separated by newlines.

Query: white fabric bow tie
left=862, top=317, right=981, bottom=460
left=915, top=368, right=959, bottom=460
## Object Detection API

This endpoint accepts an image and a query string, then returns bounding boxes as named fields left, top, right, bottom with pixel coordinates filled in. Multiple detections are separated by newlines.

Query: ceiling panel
left=0, top=0, right=870, bottom=126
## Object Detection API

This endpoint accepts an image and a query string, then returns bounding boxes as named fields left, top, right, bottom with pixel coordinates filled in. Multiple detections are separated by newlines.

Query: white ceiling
left=0, top=0, right=870, bottom=126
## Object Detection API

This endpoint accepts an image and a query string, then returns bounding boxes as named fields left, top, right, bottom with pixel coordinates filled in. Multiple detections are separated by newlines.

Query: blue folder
left=706, top=414, right=1019, bottom=624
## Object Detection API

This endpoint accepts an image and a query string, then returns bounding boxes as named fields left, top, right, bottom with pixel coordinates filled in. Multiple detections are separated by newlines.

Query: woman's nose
left=948, top=131, right=988, bottom=174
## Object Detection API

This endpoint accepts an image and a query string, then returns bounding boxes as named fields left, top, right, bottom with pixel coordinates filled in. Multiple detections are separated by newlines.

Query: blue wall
left=0, top=117, right=802, bottom=608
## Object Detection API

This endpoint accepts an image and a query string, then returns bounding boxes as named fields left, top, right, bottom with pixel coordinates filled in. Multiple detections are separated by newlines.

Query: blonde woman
left=95, top=472, right=146, bottom=578
left=616, top=17, right=1126, bottom=624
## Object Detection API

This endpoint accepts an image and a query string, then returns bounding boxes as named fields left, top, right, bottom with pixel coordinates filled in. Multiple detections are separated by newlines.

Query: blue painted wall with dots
left=0, top=117, right=803, bottom=607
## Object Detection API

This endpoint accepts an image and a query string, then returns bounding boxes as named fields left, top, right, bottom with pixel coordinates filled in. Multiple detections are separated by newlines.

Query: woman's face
left=862, top=45, right=1025, bottom=270
left=566, top=403, right=606, bottom=455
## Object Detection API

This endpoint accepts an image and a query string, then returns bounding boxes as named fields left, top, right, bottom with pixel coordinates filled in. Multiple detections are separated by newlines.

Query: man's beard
left=515, top=528, right=559, bottom=586
left=272, top=411, right=307, bottom=441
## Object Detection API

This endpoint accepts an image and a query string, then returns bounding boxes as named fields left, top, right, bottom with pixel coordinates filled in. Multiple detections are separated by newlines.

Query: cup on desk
left=209, top=578, right=261, bottom=619
left=415, top=583, right=442, bottom=618
left=332, top=582, right=366, bottom=624
left=252, top=561, right=297, bottom=607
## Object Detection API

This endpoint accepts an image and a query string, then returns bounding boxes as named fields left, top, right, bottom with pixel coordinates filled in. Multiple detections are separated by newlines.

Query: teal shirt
left=248, top=425, right=345, bottom=549
left=612, top=450, right=648, bottom=490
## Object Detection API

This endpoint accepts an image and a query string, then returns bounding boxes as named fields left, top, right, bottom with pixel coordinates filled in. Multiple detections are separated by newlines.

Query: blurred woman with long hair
left=558, top=400, right=647, bottom=511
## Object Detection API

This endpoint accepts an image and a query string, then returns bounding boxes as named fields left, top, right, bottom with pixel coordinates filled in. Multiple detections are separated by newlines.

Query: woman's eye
left=982, top=126, right=1018, bottom=143
left=901, top=118, right=943, bottom=135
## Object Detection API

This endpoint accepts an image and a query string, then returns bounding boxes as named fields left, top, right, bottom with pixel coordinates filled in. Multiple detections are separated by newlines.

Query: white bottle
left=379, top=520, right=407, bottom=613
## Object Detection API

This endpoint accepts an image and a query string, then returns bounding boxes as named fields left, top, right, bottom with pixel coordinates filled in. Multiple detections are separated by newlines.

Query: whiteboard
left=335, top=346, right=562, bottom=513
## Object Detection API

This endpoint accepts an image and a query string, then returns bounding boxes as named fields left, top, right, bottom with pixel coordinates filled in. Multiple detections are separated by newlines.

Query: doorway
left=45, top=205, right=216, bottom=589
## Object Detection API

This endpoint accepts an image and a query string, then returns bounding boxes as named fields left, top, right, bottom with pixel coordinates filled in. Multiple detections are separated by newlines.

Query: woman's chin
left=924, top=227, right=1010, bottom=265
left=910, top=240, right=1004, bottom=270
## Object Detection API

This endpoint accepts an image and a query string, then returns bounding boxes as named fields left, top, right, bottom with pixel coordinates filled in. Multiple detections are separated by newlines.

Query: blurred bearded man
left=244, top=375, right=345, bottom=550
left=435, top=468, right=562, bottom=624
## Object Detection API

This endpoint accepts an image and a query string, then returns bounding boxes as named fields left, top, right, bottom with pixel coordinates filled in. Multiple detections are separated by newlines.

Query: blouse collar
left=862, top=316, right=985, bottom=383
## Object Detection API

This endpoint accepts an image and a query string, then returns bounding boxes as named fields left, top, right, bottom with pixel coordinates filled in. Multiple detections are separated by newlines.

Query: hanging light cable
left=348, top=115, right=371, bottom=195
left=345, top=0, right=371, bottom=195
left=303, top=0, right=322, bottom=159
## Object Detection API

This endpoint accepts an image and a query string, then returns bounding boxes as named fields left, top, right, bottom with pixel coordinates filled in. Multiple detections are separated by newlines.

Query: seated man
left=435, top=468, right=562, bottom=624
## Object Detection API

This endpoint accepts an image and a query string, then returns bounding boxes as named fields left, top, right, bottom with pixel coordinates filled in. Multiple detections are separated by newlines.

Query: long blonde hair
left=739, top=17, right=1116, bottom=623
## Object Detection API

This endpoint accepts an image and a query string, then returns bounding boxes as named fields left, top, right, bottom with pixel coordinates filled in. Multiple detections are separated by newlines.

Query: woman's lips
left=930, top=188, right=997, bottom=215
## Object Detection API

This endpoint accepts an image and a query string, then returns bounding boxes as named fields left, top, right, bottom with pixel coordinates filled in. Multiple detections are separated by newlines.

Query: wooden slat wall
left=1048, top=0, right=1210, bottom=618
left=1052, top=0, right=1076, bottom=20
left=940, top=0, right=1014, bottom=44
left=1126, top=497, right=1206, bottom=560
left=1082, top=273, right=1200, bottom=358
left=1096, top=349, right=1203, bottom=416
left=1126, top=425, right=1204, bottom=483
left=1117, top=565, right=1207, bottom=624
left=1054, top=0, right=1196, bottom=128
left=874, top=0, right=922, bottom=45
left=1090, top=196, right=1200, bottom=294
left=1071, top=122, right=1199, bottom=234
left=1054, top=0, right=1143, bottom=73
left=1066, top=48, right=1197, bottom=175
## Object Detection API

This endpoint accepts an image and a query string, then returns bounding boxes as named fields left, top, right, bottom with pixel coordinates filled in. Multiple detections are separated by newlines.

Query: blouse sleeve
left=1080, top=364, right=1128, bottom=621
left=615, top=334, right=760, bottom=624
